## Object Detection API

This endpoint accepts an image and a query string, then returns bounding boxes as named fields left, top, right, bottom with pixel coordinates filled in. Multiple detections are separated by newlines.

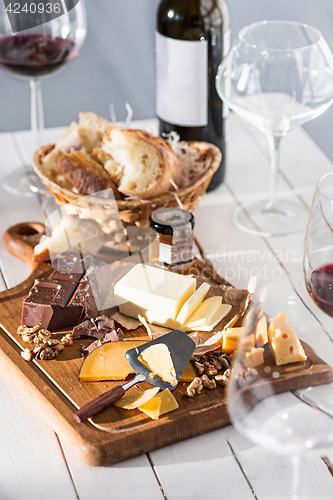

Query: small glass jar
left=149, top=207, right=195, bottom=271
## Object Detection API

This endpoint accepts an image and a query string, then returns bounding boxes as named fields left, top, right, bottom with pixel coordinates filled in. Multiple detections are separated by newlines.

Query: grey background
left=1, top=0, right=333, bottom=161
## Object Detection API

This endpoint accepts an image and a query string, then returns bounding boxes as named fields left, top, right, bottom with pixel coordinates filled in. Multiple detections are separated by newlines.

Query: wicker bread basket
left=32, top=142, right=222, bottom=226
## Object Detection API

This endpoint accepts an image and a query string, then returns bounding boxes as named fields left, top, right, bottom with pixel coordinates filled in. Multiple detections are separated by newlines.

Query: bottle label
left=156, top=32, right=208, bottom=127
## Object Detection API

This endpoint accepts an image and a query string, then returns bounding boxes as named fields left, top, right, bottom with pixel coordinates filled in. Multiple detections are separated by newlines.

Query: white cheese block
left=174, top=282, right=211, bottom=329
left=114, top=263, right=196, bottom=328
left=185, top=302, right=232, bottom=332
left=140, top=344, right=177, bottom=386
left=268, top=313, right=307, bottom=366
left=183, top=296, right=222, bottom=330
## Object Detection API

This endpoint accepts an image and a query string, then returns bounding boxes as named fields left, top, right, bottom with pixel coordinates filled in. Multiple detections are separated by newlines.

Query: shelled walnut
left=17, top=325, right=71, bottom=361
left=186, top=351, right=232, bottom=396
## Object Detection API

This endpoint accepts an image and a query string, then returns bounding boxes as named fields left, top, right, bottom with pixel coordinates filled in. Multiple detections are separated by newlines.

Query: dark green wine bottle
left=156, top=0, right=229, bottom=190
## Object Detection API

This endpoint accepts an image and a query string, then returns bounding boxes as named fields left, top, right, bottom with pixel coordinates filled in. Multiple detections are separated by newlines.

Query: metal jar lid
left=149, top=208, right=195, bottom=236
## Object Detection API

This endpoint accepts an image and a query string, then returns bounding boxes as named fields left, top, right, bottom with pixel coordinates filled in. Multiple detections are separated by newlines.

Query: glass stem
left=30, top=78, right=44, bottom=154
left=266, top=135, right=282, bottom=211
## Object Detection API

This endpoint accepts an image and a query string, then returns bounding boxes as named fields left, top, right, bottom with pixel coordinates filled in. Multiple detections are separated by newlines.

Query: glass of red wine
left=302, top=171, right=333, bottom=411
left=0, top=1, right=87, bottom=195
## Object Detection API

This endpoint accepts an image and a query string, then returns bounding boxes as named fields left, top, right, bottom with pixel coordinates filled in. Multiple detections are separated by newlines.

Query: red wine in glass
left=307, top=263, right=333, bottom=317
left=0, top=34, right=78, bottom=79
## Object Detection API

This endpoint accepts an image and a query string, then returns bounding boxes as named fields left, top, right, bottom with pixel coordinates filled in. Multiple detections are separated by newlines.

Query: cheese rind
left=115, top=264, right=196, bottom=328
left=138, top=389, right=178, bottom=419
left=183, top=296, right=222, bottom=330
left=268, top=313, right=307, bottom=366
left=175, top=282, right=211, bottom=329
left=79, top=340, right=145, bottom=381
left=140, top=344, right=177, bottom=386
left=114, top=387, right=160, bottom=409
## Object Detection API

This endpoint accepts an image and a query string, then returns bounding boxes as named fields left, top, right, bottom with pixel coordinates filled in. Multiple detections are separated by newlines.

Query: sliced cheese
left=79, top=340, right=145, bottom=381
left=174, top=282, right=211, bottom=329
left=140, top=344, right=177, bottom=386
left=268, top=313, right=307, bottom=366
left=114, top=387, right=160, bottom=409
left=191, top=303, right=232, bottom=332
left=115, top=264, right=196, bottom=328
left=138, top=389, right=178, bottom=420
left=243, top=347, right=265, bottom=368
left=255, top=315, right=268, bottom=346
left=183, top=296, right=222, bottom=330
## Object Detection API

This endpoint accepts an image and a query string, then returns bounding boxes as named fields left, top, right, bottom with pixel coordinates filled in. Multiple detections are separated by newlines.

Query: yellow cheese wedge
left=138, top=389, right=178, bottom=420
left=268, top=313, right=307, bottom=366
left=179, top=362, right=197, bottom=382
left=114, top=387, right=160, bottom=409
left=174, top=282, right=211, bottom=329
left=183, top=296, right=222, bottom=330
left=191, top=303, right=232, bottom=332
left=115, top=263, right=196, bottom=328
left=140, top=344, right=177, bottom=386
left=79, top=340, right=145, bottom=381
left=242, top=347, right=265, bottom=368
left=255, top=316, right=268, bottom=346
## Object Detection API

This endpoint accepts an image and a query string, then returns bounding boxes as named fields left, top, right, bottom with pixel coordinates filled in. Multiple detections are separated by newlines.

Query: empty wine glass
left=0, top=0, right=87, bottom=195
left=216, top=21, right=333, bottom=237
left=227, top=281, right=333, bottom=495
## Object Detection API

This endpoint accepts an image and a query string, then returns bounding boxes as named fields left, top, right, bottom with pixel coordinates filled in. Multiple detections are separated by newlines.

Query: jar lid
left=149, top=208, right=195, bottom=236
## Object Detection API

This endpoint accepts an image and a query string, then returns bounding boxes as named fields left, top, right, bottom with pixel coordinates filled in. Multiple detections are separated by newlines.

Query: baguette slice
left=100, top=128, right=188, bottom=199
left=78, top=112, right=113, bottom=152
left=57, top=150, right=122, bottom=198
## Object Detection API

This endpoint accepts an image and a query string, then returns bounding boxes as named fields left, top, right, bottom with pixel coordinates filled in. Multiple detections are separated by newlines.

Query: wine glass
left=0, top=0, right=87, bottom=195
left=227, top=281, right=333, bottom=495
left=216, top=21, right=333, bottom=237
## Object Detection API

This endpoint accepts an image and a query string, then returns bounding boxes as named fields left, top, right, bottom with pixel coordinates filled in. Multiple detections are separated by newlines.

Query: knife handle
left=73, top=385, right=125, bottom=423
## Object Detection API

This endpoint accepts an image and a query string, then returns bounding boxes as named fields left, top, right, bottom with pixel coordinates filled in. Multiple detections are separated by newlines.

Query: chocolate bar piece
left=22, top=278, right=83, bottom=331
left=51, top=252, right=86, bottom=282
left=68, top=281, right=98, bottom=321
left=73, top=316, right=123, bottom=340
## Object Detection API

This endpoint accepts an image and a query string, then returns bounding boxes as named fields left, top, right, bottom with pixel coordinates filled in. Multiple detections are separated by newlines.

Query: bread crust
left=101, top=128, right=188, bottom=199
left=57, top=151, right=122, bottom=199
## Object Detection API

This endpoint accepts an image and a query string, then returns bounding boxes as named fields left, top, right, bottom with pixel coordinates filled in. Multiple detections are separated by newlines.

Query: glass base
left=233, top=199, right=309, bottom=237
left=3, top=167, right=50, bottom=196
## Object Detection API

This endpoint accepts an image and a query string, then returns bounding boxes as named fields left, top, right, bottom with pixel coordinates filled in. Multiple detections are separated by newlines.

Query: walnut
left=17, top=325, right=51, bottom=345
left=21, top=348, right=32, bottom=362
left=194, top=361, right=205, bottom=376
left=34, top=340, right=64, bottom=360
left=203, top=362, right=218, bottom=377
left=201, top=374, right=216, bottom=390
left=186, top=377, right=203, bottom=397
left=237, top=367, right=258, bottom=387
left=61, top=333, right=73, bottom=346
left=215, top=368, right=231, bottom=386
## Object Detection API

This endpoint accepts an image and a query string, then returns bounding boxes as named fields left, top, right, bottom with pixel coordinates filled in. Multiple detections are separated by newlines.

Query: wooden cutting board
left=1, top=222, right=333, bottom=467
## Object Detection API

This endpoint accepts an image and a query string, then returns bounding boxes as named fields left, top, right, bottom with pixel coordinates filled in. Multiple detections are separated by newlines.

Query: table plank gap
left=227, top=440, right=259, bottom=500
left=146, top=452, right=168, bottom=500
left=55, top=433, right=81, bottom=500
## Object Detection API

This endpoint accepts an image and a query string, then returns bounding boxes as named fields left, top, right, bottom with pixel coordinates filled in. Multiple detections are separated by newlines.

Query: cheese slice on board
left=183, top=296, right=222, bottom=330
left=79, top=340, right=145, bottom=381
left=191, top=303, right=232, bottom=332
left=115, top=264, right=196, bottom=328
left=175, top=282, right=211, bottom=329
left=138, top=389, right=178, bottom=420
left=140, top=344, right=177, bottom=386
left=268, top=313, right=307, bottom=366
left=114, top=387, right=160, bottom=409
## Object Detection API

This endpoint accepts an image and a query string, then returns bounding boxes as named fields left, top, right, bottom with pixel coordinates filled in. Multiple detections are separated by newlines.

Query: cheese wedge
left=242, top=347, right=265, bottom=368
left=114, top=387, right=160, bottom=409
left=79, top=340, right=145, bottom=381
left=115, top=264, right=196, bottom=328
left=268, top=313, right=307, bottom=366
left=222, top=327, right=245, bottom=354
left=255, top=315, right=268, bottom=346
left=175, top=282, right=211, bottom=329
left=179, top=362, right=197, bottom=382
left=183, top=296, right=222, bottom=330
left=138, top=389, right=178, bottom=420
left=140, top=344, right=177, bottom=386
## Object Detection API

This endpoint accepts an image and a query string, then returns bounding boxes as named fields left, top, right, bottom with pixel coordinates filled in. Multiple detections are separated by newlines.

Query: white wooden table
left=1, top=114, right=333, bottom=500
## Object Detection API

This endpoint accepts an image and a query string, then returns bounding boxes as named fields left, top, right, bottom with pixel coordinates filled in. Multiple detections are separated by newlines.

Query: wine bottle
left=156, top=0, right=230, bottom=190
